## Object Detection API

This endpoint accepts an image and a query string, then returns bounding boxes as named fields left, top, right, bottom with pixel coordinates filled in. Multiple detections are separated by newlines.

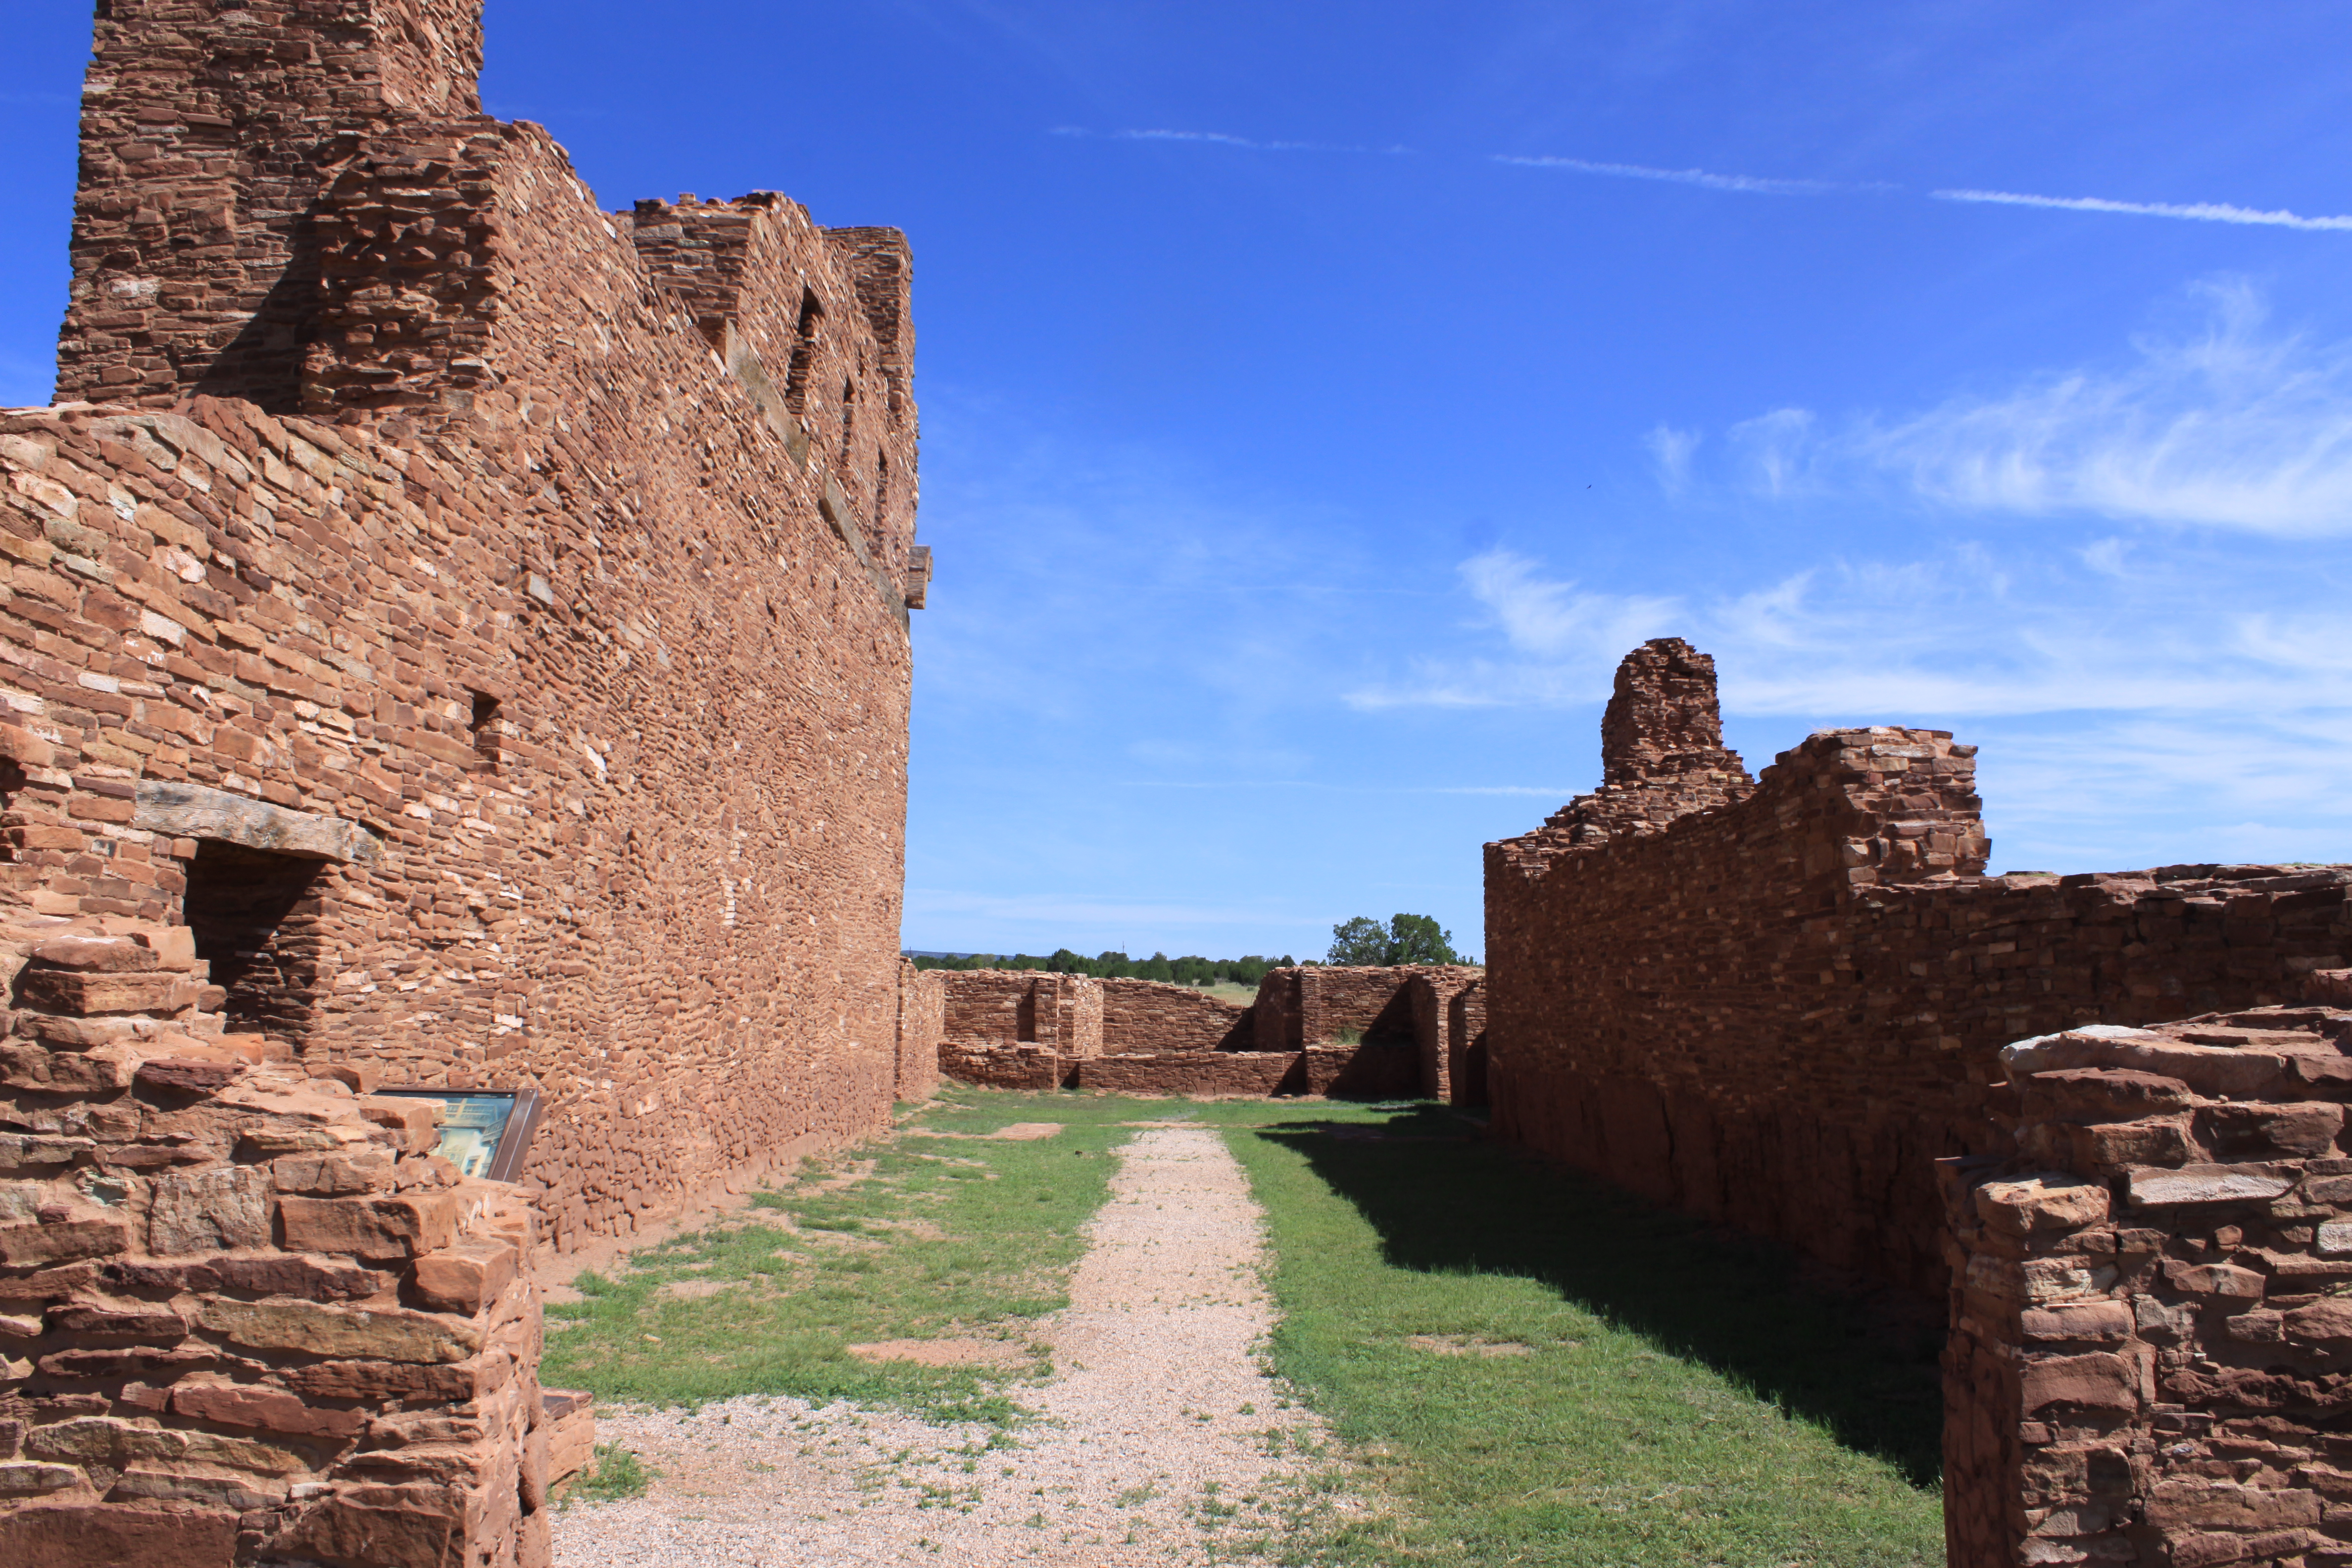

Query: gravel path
left=549, top=1123, right=1346, bottom=1566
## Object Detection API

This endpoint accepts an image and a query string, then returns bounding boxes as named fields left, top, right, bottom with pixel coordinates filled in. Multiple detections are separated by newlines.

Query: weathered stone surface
left=0, top=1461, right=82, bottom=1496
left=412, top=1238, right=519, bottom=1314
left=0, top=1501, right=239, bottom=1568
left=0, top=1215, right=129, bottom=1267
left=278, top=1192, right=460, bottom=1260
left=172, top=1380, right=369, bottom=1441
left=1976, top=1174, right=2111, bottom=1236
left=198, top=1298, right=480, bottom=1364
left=2019, top=1352, right=2142, bottom=1414
left=2019, top=1301, right=2134, bottom=1341
left=147, top=1164, right=271, bottom=1254
left=271, top=1481, right=468, bottom=1568
left=2127, top=1164, right=2298, bottom=1208
left=27, top=937, right=155, bottom=973
left=132, top=781, right=380, bottom=865
left=13, top=969, right=200, bottom=1016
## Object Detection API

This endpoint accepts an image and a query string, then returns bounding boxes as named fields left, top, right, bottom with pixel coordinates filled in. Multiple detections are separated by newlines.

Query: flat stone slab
left=133, top=782, right=379, bottom=864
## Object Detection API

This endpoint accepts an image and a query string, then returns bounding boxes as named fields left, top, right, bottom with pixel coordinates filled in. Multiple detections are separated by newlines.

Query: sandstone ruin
left=930, top=963, right=1485, bottom=1100
left=1489, top=637, right=2352, bottom=1568
left=1, top=0, right=930, bottom=1559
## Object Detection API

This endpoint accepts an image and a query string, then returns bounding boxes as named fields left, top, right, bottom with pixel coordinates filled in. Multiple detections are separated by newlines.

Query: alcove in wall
left=181, top=839, right=328, bottom=1044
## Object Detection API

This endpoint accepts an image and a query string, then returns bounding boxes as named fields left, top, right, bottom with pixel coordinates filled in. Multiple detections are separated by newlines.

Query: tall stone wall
left=12, top=0, right=927, bottom=1262
left=892, top=961, right=940, bottom=1103
left=937, top=971, right=1102, bottom=1056
left=1486, top=642, right=2352, bottom=1298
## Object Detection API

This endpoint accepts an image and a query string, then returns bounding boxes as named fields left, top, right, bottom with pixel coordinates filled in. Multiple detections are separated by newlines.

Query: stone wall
left=10, top=0, right=926, bottom=1261
left=935, top=967, right=1476, bottom=1100
left=1486, top=641, right=2352, bottom=1298
left=892, top=961, right=940, bottom=1103
left=1446, top=980, right=1488, bottom=1108
left=1099, top=978, right=1250, bottom=1053
left=1942, top=996, right=2352, bottom=1568
left=0, top=911, right=571, bottom=1565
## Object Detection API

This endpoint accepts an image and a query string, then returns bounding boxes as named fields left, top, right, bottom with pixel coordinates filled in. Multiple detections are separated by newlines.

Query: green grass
left=1188, top=1099, right=1945, bottom=1568
left=566, top=1442, right=657, bottom=1505
left=539, top=1085, right=1187, bottom=1421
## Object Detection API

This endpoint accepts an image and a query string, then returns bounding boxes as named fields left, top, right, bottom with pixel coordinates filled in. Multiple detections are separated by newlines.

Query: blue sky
left=8, top=2, right=2352, bottom=962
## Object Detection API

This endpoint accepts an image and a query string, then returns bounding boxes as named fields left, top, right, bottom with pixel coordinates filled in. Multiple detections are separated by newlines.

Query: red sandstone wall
left=1446, top=981, right=1488, bottom=1107
left=1098, top=978, right=1251, bottom=1053
left=1942, top=1000, right=2352, bottom=1568
left=9, top=0, right=927, bottom=1261
left=893, top=961, right=940, bottom=1101
left=937, top=972, right=1103, bottom=1055
left=0, top=915, right=554, bottom=1563
left=1076, top=1052, right=1299, bottom=1096
left=1488, top=725, right=2352, bottom=1296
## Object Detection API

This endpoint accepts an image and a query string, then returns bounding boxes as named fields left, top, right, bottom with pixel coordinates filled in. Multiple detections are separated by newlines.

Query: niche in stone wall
left=183, top=840, right=327, bottom=1046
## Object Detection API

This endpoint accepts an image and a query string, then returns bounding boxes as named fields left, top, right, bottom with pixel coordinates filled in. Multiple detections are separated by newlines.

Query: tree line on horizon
left=907, top=913, right=1473, bottom=984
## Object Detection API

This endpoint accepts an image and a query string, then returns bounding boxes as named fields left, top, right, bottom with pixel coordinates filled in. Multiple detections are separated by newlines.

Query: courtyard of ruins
left=2, top=2, right=2351, bottom=1567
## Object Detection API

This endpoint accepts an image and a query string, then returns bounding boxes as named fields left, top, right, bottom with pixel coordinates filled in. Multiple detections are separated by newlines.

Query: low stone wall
left=937, top=972, right=1103, bottom=1056
left=1251, top=965, right=1481, bottom=1053
left=1447, top=982, right=1488, bottom=1108
left=1076, top=1052, right=1299, bottom=1097
left=1099, top=980, right=1251, bottom=1053
left=0, top=913, right=561, bottom=1564
left=1943, top=990, right=2352, bottom=1567
left=936, top=1041, right=1068, bottom=1092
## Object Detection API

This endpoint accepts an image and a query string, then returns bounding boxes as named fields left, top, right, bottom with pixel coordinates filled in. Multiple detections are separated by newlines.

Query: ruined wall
left=11, top=0, right=927, bottom=1262
left=1486, top=643, right=2352, bottom=1297
left=0, top=913, right=572, bottom=1565
left=1249, top=965, right=1481, bottom=1053
left=937, top=971, right=1102, bottom=1057
left=893, top=961, right=940, bottom=1103
left=1942, top=996, right=2352, bottom=1568
left=1075, top=1053, right=1300, bottom=1097
left=1407, top=971, right=1483, bottom=1104
left=1098, top=979, right=1251, bottom=1054
left=1446, top=980, right=1487, bottom=1108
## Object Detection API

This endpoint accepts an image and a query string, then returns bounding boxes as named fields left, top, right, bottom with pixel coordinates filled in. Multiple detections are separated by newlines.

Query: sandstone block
left=45, top=1299, right=188, bottom=1338
left=172, top=1380, right=369, bottom=1441
left=2144, top=1479, right=2322, bottom=1529
left=2161, top=1261, right=2266, bottom=1298
left=0, top=1501, right=238, bottom=1568
left=2127, top=1164, right=2297, bottom=1208
left=110, top=1460, right=288, bottom=1509
left=0, top=1461, right=81, bottom=1496
left=133, top=1057, right=239, bottom=1095
left=148, top=1164, right=271, bottom=1254
left=2281, top=1297, right=2352, bottom=1342
left=273, top=1148, right=394, bottom=1195
left=2319, top=1219, right=2352, bottom=1255
left=198, top=1297, right=480, bottom=1363
left=278, top=1191, right=459, bottom=1259
left=280, top=1356, right=492, bottom=1404
left=1976, top=1173, right=2112, bottom=1236
left=0, top=1215, right=129, bottom=1267
left=37, top=1345, right=216, bottom=1380
left=413, top=1238, right=518, bottom=1314
left=0, top=1042, right=136, bottom=1093
left=27, top=936, right=155, bottom=973
left=271, top=1481, right=468, bottom=1568
left=2019, top=1301, right=2134, bottom=1341
left=2200, top=1101, right=2348, bottom=1159
left=15, top=968, right=198, bottom=1015
left=2019, top=1351, right=2141, bottom=1414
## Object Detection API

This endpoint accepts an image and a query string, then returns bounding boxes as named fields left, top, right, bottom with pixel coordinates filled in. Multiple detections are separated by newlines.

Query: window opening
left=782, top=288, right=822, bottom=416
left=183, top=840, right=326, bottom=1048
left=469, top=690, right=500, bottom=771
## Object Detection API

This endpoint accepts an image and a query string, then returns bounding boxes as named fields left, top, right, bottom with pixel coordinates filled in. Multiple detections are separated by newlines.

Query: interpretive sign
left=374, top=1086, right=543, bottom=1182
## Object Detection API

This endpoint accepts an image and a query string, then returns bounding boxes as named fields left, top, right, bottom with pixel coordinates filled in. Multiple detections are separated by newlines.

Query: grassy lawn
left=1190, top=1098, right=1945, bottom=1568
left=539, top=1085, right=1183, bottom=1421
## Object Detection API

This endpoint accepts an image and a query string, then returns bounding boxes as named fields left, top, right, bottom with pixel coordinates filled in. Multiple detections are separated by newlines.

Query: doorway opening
left=182, top=840, right=327, bottom=1045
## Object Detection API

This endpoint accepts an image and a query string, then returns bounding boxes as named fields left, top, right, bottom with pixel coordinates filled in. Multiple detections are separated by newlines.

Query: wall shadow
left=1253, top=1102, right=1945, bottom=1489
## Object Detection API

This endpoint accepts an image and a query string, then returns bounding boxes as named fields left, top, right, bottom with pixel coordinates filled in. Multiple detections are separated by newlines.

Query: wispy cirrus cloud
left=1935, top=187, right=2352, bottom=233
left=1712, top=280, right=2352, bottom=536
left=1491, top=154, right=1850, bottom=196
left=1051, top=125, right=1410, bottom=155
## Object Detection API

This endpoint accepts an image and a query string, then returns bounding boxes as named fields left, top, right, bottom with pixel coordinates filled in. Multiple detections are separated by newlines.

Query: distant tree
left=1138, top=950, right=1175, bottom=983
left=1094, top=950, right=1131, bottom=979
left=1047, top=948, right=1089, bottom=975
left=1325, top=914, right=1464, bottom=967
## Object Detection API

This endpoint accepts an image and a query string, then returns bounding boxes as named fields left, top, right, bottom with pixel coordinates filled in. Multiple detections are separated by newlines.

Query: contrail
left=1491, top=154, right=1839, bottom=196
left=1934, top=187, right=2352, bottom=233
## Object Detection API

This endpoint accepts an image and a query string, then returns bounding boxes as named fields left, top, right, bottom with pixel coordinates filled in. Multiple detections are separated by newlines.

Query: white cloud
left=1456, top=548, right=1681, bottom=659
left=1645, top=424, right=1700, bottom=495
left=1935, top=187, right=2352, bottom=234
left=1053, top=125, right=1411, bottom=155
left=1492, top=154, right=1842, bottom=196
left=1715, top=281, right=2352, bottom=536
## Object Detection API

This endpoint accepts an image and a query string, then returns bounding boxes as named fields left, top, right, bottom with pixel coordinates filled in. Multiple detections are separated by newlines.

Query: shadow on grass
left=1252, top=1101, right=1945, bottom=1489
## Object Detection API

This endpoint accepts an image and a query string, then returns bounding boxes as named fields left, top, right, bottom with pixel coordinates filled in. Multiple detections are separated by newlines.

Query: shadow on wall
left=1255, top=1104, right=1945, bottom=1489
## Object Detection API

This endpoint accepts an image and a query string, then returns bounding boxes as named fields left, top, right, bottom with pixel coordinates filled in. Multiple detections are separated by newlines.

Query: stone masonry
left=0, top=913, right=570, bottom=1566
left=1942, top=998, right=2352, bottom=1568
left=1486, top=639, right=2350, bottom=1299
left=932, top=965, right=1480, bottom=1099
left=17, top=0, right=928, bottom=1257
